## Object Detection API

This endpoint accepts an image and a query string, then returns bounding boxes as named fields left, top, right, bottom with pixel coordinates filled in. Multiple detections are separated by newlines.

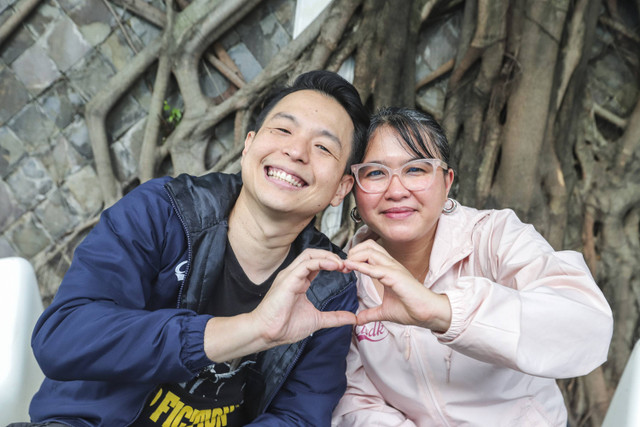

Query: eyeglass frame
left=350, top=158, right=449, bottom=194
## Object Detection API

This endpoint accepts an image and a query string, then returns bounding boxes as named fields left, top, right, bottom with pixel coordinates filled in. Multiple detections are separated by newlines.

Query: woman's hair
left=368, top=107, right=451, bottom=169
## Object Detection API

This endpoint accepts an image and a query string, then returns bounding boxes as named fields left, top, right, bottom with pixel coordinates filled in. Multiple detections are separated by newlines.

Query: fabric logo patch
left=356, top=321, right=389, bottom=342
left=175, top=261, right=188, bottom=281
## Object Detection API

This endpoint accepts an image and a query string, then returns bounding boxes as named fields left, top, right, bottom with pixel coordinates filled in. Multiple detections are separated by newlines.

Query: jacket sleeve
left=31, top=178, right=213, bottom=383
left=331, top=334, right=417, bottom=427
left=245, top=282, right=358, bottom=427
left=434, top=209, right=613, bottom=378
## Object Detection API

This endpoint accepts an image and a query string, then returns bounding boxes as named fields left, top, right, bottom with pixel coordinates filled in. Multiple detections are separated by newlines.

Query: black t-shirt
left=131, top=239, right=295, bottom=427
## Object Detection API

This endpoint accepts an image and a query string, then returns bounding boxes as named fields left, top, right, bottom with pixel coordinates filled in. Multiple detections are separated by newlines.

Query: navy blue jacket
left=30, top=173, right=358, bottom=426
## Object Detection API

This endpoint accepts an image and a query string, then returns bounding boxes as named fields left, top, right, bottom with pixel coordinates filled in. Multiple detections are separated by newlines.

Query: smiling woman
left=331, top=107, right=614, bottom=427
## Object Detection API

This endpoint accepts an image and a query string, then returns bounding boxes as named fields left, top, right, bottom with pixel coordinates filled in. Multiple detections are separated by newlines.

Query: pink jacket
left=332, top=206, right=613, bottom=426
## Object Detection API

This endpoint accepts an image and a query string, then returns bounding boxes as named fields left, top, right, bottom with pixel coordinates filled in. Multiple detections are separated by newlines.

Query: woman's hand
left=345, top=240, right=452, bottom=333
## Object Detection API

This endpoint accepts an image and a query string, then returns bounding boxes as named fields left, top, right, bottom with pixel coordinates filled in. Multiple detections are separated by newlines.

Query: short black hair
left=368, top=106, right=451, bottom=169
left=254, top=70, right=369, bottom=172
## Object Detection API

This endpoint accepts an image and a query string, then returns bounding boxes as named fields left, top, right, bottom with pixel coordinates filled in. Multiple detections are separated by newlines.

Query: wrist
left=418, top=293, right=452, bottom=333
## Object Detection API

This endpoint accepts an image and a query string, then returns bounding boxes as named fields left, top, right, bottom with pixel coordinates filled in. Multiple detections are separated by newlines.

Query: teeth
left=268, top=169, right=303, bottom=187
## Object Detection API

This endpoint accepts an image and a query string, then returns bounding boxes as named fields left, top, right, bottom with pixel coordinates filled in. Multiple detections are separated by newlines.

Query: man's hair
left=254, top=70, right=369, bottom=172
left=368, top=106, right=452, bottom=170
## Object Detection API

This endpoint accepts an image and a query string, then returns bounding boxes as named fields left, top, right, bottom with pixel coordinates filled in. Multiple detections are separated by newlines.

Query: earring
left=442, top=198, right=458, bottom=214
left=350, top=207, right=362, bottom=223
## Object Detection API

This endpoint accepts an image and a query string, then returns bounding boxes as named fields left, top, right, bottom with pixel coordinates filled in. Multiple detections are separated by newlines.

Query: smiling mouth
left=266, top=167, right=307, bottom=188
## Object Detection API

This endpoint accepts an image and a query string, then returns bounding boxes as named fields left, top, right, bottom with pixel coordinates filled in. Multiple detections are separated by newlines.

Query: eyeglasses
left=351, top=158, right=448, bottom=194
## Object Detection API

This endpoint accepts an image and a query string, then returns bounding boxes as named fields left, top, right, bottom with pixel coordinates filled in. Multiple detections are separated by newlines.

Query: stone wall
left=0, top=0, right=301, bottom=304
left=0, top=0, right=460, bottom=305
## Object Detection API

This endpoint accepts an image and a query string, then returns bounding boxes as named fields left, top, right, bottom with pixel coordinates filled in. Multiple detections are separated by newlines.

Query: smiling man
left=22, top=71, right=369, bottom=427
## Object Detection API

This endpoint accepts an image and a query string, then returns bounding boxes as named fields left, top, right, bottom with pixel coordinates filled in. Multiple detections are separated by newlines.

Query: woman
left=331, top=107, right=613, bottom=426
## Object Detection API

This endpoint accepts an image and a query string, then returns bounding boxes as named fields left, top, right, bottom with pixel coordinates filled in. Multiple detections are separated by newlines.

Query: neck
left=378, top=233, right=436, bottom=283
left=227, top=189, right=311, bottom=283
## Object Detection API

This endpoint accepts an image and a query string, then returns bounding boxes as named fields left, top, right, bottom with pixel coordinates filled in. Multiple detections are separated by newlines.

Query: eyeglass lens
left=355, top=160, right=438, bottom=193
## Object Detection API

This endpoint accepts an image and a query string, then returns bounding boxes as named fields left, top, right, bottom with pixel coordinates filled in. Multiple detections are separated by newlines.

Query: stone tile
left=0, top=178, right=25, bottom=232
left=0, top=0, right=14, bottom=15
left=0, top=236, right=17, bottom=258
left=11, top=43, right=62, bottom=95
left=42, top=14, right=92, bottom=72
left=38, top=78, right=85, bottom=129
left=200, top=63, right=231, bottom=99
left=271, top=0, right=295, bottom=36
left=43, top=132, right=86, bottom=183
left=7, top=102, right=58, bottom=153
left=127, top=13, right=162, bottom=47
left=415, top=10, right=461, bottom=118
left=62, top=115, right=92, bottom=160
left=66, top=50, right=115, bottom=101
left=36, top=254, right=70, bottom=307
left=6, top=157, right=54, bottom=210
left=24, top=0, right=64, bottom=39
left=0, top=125, right=26, bottom=178
left=63, top=164, right=103, bottom=216
left=0, top=66, right=31, bottom=126
left=106, top=93, right=145, bottom=141
left=34, top=188, right=81, bottom=240
left=67, top=0, right=115, bottom=46
left=0, top=8, right=37, bottom=64
left=98, top=28, right=137, bottom=72
left=5, top=212, right=52, bottom=258
left=227, top=42, right=262, bottom=83
left=204, top=115, right=234, bottom=170
left=234, top=4, right=291, bottom=68
left=111, top=117, right=145, bottom=182
left=416, top=11, right=461, bottom=82
left=56, top=0, right=84, bottom=13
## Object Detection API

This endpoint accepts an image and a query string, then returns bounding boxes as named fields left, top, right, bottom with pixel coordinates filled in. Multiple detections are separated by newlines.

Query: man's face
left=240, top=90, right=355, bottom=220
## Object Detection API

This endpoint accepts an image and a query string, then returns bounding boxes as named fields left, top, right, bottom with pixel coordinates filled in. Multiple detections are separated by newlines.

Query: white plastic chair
left=0, top=257, right=45, bottom=425
left=602, top=339, right=640, bottom=427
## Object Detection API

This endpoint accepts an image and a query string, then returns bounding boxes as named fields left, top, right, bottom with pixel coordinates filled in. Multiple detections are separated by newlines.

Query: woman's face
left=354, top=125, right=454, bottom=247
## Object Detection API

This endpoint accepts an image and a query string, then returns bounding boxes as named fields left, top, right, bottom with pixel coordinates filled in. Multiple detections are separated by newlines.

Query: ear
left=330, top=174, right=354, bottom=207
left=444, top=168, right=455, bottom=197
left=242, top=131, right=256, bottom=156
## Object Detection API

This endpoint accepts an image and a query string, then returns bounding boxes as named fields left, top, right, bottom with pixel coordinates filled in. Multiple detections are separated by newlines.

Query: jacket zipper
left=411, top=331, right=451, bottom=426
left=259, top=282, right=354, bottom=414
left=164, top=187, right=193, bottom=308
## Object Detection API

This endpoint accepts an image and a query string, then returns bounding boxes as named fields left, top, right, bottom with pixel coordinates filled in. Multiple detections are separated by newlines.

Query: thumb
left=356, top=307, right=385, bottom=325
left=317, top=310, right=357, bottom=330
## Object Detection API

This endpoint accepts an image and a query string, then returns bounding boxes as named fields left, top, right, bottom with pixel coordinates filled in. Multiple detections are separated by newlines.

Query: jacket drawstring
left=404, top=328, right=412, bottom=360
left=444, top=262, right=462, bottom=383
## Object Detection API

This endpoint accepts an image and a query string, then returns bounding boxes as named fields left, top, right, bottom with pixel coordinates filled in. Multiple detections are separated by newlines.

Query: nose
left=384, top=173, right=410, bottom=199
left=283, top=137, right=309, bottom=163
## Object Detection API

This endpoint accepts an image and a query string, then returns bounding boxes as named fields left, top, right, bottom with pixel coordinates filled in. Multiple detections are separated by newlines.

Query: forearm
left=33, top=303, right=210, bottom=382
left=203, top=313, right=274, bottom=363
left=437, top=275, right=612, bottom=377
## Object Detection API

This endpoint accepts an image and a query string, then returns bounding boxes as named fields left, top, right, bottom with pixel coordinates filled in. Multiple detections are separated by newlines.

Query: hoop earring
left=350, top=207, right=362, bottom=223
left=442, top=198, right=458, bottom=214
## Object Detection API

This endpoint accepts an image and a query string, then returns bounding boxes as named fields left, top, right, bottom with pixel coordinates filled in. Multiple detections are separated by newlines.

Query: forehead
left=266, top=90, right=353, bottom=138
left=365, top=125, right=438, bottom=162
left=364, top=127, right=416, bottom=160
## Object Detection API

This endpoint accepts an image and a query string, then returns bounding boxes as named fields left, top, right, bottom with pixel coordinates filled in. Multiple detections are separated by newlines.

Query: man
left=23, top=70, right=369, bottom=426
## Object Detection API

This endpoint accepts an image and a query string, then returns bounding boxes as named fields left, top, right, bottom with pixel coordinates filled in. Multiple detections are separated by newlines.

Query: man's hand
left=344, top=240, right=451, bottom=333
left=204, top=249, right=356, bottom=363
left=253, top=248, right=357, bottom=345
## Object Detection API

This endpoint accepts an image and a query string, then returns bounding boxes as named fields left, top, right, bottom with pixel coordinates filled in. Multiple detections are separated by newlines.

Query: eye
left=315, top=144, right=332, bottom=154
left=404, top=161, right=433, bottom=175
left=363, top=167, right=388, bottom=180
left=271, top=127, right=291, bottom=135
left=406, top=166, right=429, bottom=174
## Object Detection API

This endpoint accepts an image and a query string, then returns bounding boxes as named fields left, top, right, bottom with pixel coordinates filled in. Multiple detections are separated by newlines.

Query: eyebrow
left=270, top=112, right=343, bottom=149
